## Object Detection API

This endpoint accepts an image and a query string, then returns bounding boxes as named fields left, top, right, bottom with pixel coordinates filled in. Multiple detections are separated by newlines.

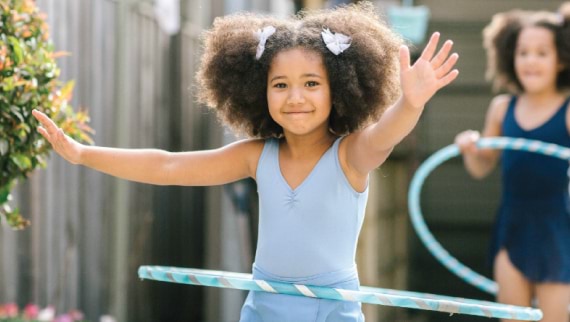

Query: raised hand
left=32, top=109, right=83, bottom=164
left=399, top=32, right=459, bottom=109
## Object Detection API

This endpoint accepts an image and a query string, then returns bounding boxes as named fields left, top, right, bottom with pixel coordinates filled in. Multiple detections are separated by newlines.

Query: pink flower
left=24, top=303, right=40, bottom=319
left=3, top=302, right=19, bottom=317
left=68, top=309, right=85, bottom=321
left=54, top=314, right=74, bottom=322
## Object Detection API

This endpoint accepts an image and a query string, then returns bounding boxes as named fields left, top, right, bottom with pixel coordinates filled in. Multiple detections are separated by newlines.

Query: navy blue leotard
left=491, top=96, right=570, bottom=282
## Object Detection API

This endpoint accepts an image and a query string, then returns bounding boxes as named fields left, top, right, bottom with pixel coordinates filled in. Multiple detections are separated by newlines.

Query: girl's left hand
left=399, top=32, right=459, bottom=109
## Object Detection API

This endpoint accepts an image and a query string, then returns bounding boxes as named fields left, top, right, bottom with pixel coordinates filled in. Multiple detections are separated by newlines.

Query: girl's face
left=267, top=48, right=332, bottom=138
left=515, top=26, right=563, bottom=94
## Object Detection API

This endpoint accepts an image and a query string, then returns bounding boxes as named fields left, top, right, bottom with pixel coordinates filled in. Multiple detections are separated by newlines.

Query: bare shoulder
left=487, top=94, right=511, bottom=122
left=481, top=94, right=511, bottom=136
left=224, top=138, right=265, bottom=178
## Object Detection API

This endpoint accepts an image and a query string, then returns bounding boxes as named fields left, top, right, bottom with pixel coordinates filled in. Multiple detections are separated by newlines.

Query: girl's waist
left=252, top=263, right=359, bottom=287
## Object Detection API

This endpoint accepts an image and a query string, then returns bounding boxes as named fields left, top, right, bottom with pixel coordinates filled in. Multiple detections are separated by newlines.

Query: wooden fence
left=0, top=0, right=211, bottom=321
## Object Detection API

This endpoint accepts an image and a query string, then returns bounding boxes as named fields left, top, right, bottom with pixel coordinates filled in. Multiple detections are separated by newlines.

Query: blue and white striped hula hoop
left=408, top=136, right=570, bottom=296
left=138, top=265, right=542, bottom=320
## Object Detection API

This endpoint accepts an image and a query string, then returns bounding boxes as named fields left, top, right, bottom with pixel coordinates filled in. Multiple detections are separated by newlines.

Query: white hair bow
left=321, top=28, right=351, bottom=55
left=254, top=26, right=276, bottom=60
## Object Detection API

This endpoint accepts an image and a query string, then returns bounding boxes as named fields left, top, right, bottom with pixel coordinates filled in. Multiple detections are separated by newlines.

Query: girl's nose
left=524, top=54, right=539, bottom=63
left=286, top=87, right=305, bottom=105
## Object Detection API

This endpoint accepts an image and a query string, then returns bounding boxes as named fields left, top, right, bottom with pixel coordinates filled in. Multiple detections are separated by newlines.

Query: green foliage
left=0, top=0, right=93, bottom=230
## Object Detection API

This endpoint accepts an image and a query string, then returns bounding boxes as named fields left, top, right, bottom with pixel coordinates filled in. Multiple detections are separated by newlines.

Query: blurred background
left=0, top=0, right=564, bottom=321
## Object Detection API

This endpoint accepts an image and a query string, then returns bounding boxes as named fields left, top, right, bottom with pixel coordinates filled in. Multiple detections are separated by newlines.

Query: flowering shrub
left=0, top=303, right=115, bottom=322
left=0, top=302, right=83, bottom=321
left=0, top=0, right=93, bottom=229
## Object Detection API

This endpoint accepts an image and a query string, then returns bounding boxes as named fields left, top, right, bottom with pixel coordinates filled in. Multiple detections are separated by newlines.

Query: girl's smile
left=267, top=48, right=332, bottom=137
left=515, top=26, right=561, bottom=94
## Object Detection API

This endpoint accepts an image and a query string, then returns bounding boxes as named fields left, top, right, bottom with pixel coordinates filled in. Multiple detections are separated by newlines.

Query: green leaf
left=0, top=184, right=11, bottom=204
left=10, top=105, right=24, bottom=122
left=2, top=204, right=30, bottom=230
left=8, top=36, right=23, bottom=65
left=10, top=153, right=32, bottom=170
left=0, top=139, right=8, bottom=155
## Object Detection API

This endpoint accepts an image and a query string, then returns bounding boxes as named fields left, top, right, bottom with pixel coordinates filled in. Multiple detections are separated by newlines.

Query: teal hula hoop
left=138, top=265, right=541, bottom=320
left=137, top=137, right=570, bottom=321
left=408, top=136, right=570, bottom=296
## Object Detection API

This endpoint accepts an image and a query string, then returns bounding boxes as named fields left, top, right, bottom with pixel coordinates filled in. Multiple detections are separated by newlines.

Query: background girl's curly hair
left=196, top=2, right=402, bottom=138
left=483, top=3, right=570, bottom=93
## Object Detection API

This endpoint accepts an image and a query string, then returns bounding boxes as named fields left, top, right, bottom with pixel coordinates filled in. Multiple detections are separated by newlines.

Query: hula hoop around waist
left=408, top=137, right=570, bottom=295
left=138, top=265, right=542, bottom=320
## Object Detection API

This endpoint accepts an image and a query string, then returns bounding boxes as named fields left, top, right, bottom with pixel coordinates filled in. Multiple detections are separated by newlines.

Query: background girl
left=455, top=4, right=570, bottom=322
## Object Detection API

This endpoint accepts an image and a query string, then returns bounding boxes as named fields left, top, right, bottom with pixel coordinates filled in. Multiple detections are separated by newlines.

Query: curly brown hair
left=483, top=4, right=570, bottom=93
left=196, top=2, right=402, bottom=138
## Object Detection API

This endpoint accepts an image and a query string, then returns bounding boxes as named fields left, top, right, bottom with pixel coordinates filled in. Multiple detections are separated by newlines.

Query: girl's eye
left=274, top=83, right=287, bottom=88
left=306, top=81, right=319, bottom=87
left=538, top=51, right=549, bottom=57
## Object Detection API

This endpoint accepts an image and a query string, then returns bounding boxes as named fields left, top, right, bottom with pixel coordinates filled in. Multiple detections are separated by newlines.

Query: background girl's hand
left=32, top=109, right=83, bottom=164
left=399, top=32, right=459, bottom=109
left=454, top=130, right=480, bottom=155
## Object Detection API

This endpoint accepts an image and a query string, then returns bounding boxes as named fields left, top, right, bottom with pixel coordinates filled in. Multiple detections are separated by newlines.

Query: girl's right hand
left=32, top=109, right=83, bottom=165
left=454, top=130, right=480, bottom=155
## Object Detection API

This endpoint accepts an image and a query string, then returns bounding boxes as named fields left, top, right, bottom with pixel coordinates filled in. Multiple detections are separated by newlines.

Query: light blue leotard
left=239, top=137, right=369, bottom=322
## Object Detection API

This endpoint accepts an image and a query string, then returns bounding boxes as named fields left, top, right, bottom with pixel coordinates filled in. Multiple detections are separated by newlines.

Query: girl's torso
left=500, top=95, right=570, bottom=200
left=239, top=137, right=368, bottom=322
left=254, top=136, right=369, bottom=278
left=493, top=95, right=570, bottom=282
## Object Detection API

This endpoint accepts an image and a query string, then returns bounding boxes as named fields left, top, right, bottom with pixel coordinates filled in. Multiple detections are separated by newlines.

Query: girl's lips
left=284, top=109, right=313, bottom=113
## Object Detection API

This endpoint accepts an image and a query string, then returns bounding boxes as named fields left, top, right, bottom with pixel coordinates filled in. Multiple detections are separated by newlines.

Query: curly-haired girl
left=455, top=4, right=570, bottom=322
left=34, top=2, right=458, bottom=320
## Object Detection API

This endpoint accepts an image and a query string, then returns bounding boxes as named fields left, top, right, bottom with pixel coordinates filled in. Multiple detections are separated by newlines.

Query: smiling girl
left=33, top=2, right=458, bottom=321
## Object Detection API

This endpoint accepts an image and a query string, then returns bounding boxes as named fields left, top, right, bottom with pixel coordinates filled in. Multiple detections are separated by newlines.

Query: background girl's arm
left=455, top=95, right=509, bottom=179
left=33, top=110, right=262, bottom=186
left=344, top=32, right=459, bottom=176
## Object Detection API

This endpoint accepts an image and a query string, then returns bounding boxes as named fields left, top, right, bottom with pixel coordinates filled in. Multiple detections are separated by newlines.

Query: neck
left=281, top=131, right=337, bottom=158
left=521, top=88, right=564, bottom=106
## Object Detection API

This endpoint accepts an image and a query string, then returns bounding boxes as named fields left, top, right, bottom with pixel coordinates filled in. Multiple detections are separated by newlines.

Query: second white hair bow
left=321, top=28, right=351, bottom=55
left=254, top=25, right=276, bottom=60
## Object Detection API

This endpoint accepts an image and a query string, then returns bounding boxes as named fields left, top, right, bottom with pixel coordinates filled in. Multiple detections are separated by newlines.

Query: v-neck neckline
left=513, top=96, right=570, bottom=133
left=276, top=138, right=337, bottom=193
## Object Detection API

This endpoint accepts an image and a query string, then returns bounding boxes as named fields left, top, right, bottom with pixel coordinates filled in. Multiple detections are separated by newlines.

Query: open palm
left=399, top=32, right=459, bottom=109
left=32, top=109, right=83, bottom=164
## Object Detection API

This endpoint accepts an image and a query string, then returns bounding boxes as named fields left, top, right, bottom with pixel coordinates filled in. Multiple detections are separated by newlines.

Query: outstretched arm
left=33, top=109, right=261, bottom=186
left=345, top=32, right=459, bottom=175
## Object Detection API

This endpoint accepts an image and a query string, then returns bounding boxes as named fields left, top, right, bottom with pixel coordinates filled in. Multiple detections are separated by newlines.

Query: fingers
left=419, top=32, right=440, bottom=61
left=455, top=130, right=480, bottom=144
left=32, top=109, right=66, bottom=147
left=32, top=109, right=54, bottom=130
left=399, top=45, right=411, bottom=70
left=32, top=109, right=59, bottom=137
left=438, top=67, right=459, bottom=89
left=426, top=34, right=459, bottom=88
left=37, top=126, right=49, bottom=140
left=430, top=39, right=454, bottom=70
left=455, top=130, right=480, bottom=153
left=436, top=52, right=459, bottom=78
